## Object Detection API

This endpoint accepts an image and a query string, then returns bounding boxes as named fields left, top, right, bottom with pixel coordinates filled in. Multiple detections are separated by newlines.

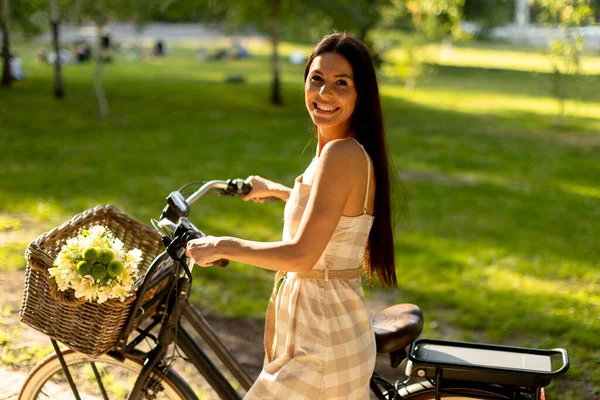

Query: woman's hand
left=185, top=236, right=222, bottom=267
left=243, top=175, right=291, bottom=202
left=243, top=175, right=272, bottom=203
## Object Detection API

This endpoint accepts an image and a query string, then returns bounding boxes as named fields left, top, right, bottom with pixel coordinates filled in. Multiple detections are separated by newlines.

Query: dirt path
left=0, top=269, right=402, bottom=399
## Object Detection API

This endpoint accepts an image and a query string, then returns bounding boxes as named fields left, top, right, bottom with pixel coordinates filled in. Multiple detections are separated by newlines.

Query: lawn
left=0, top=38, right=599, bottom=398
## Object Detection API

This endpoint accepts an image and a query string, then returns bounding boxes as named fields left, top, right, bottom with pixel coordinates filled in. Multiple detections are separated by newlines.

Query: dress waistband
left=295, top=268, right=362, bottom=281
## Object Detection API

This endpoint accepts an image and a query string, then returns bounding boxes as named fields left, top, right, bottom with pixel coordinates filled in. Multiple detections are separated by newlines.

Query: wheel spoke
left=20, top=350, right=187, bottom=400
left=90, top=362, right=110, bottom=400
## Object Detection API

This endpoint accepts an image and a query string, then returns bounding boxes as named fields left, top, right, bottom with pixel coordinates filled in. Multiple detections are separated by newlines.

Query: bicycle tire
left=19, top=349, right=194, bottom=400
left=395, top=380, right=532, bottom=399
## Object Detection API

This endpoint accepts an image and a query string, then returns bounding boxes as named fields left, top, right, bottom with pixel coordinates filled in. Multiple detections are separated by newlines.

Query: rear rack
left=406, top=339, right=569, bottom=399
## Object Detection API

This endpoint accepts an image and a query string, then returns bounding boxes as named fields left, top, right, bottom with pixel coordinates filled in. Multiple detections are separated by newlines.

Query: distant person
left=100, top=26, right=112, bottom=62
left=75, top=41, right=92, bottom=63
left=289, top=50, right=305, bottom=65
left=38, top=49, right=49, bottom=64
left=47, top=49, right=72, bottom=65
left=59, top=49, right=72, bottom=64
left=233, top=41, right=250, bottom=59
left=10, top=56, right=25, bottom=80
left=213, top=48, right=231, bottom=60
left=153, top=39, right=166, bottom=57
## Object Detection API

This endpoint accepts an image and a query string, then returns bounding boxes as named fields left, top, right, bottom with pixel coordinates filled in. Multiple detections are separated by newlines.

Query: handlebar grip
left=241, top=181, right=252, bottom=196
left=212, top=259, right=230, bottom=268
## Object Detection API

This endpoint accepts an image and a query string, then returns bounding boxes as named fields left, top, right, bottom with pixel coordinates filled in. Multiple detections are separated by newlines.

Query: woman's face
left=305, top=52, right=358, bottom=132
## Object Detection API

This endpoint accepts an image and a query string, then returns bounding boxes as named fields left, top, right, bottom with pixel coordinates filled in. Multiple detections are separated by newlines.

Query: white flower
left=88, top=225, right=106, bottom=236
left=111, top=285, right=129, bottom=302
left=96, top=286, right=112, bottom=304
left=111, top=238, right=124, bottom=253
left=126, top=248, right=142, bottom=263
left=74, top=276, right=96, bottom=302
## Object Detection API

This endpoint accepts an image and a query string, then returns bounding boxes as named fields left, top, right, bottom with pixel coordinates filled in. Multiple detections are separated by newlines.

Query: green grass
left=1, top=39, right=599, bottom=397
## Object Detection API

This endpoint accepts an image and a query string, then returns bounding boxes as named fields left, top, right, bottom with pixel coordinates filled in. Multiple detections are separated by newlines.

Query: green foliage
left=462, top=0, right=514, bottom=30
left=5, top=0, right=48, bottom=38
left=532, top=0, right=595, bottom=124
left=382, top=0, right=466, bottom=40
left=380, top=0, right=467, bottom=90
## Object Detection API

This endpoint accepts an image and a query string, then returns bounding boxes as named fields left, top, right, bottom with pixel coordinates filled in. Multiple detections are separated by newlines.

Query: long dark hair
left=304, top=32, right=397, bottom=288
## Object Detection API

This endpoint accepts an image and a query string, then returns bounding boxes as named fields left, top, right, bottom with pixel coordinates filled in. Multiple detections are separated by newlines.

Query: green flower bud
left=107, top=260, right=124, bottom=278
left=91, top=262, right=107, bottom=281
left=83, top=247, right=98, bottom=263
left=98, top=249, right=114, bottom=265
left=77, top=260, right=92, bottom=277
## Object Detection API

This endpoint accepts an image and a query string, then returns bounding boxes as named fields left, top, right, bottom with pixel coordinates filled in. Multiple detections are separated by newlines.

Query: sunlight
left=381, top=86, right=600, bottom=120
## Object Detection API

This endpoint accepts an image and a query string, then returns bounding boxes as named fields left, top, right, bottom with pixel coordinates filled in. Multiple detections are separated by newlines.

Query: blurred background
left=0, top=0, right=599, bottom=398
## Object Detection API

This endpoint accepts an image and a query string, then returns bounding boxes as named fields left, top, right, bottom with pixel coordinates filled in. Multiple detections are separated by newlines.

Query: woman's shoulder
left=321, top=137, right=365, bottom=161
left=317, top=138, right=367, bottom=182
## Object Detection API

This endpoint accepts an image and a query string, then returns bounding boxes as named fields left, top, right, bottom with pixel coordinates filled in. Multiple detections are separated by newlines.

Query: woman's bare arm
left=186, top=139, right=363, bottom=272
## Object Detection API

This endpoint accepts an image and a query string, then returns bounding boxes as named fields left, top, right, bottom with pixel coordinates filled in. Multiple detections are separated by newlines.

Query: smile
left=314, top=102, right=340, bottom=113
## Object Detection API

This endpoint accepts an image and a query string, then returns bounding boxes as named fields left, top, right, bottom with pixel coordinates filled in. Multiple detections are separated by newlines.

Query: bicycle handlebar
left=156, top=178, right=261, bottom=270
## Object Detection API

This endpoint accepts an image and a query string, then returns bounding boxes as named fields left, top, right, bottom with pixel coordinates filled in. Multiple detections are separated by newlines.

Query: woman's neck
left=315, top=123, right=354, bottom=157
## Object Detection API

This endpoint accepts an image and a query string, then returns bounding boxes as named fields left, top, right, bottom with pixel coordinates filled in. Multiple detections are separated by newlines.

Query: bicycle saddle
left=372, top=304, right=424, bottom=354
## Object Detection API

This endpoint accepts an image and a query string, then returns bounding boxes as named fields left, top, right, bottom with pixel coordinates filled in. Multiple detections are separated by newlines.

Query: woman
left=186, top=32, right=397, bottom=399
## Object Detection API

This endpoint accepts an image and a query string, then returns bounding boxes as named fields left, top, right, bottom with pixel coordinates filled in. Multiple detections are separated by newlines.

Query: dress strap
left=264, top=270, right=285, bottom=363
left=349, top=138, right=371, bottom=215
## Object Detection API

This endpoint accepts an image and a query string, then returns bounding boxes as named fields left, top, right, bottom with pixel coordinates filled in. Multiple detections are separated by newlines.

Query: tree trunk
left=1, top=0, right=12, bottom=88
left=49, top=0, right=64, bottom=98
left=269, top=0, right=282, bottom=105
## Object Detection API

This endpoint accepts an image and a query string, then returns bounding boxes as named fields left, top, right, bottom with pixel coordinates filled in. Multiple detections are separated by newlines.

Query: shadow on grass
left=1, top=65, right=598, bottom=349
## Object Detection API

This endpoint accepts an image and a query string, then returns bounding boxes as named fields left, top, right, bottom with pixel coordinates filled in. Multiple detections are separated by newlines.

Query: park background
left=0, top=0, right=599, bottom=398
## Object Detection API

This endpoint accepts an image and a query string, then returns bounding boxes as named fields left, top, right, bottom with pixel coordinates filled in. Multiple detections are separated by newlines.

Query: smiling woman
left=185, top=32, right=396, bottom=399
left=304, top=52, right=358, bottom=135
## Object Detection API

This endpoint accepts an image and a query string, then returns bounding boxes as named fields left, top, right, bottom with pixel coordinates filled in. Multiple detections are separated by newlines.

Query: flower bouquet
left=21, top=204, right=172, bottom=356
left=48, top=225, right=142, bottom=304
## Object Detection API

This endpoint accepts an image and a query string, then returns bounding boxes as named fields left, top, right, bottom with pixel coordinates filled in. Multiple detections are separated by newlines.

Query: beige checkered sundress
left=245, top=139, right=376, bottom=400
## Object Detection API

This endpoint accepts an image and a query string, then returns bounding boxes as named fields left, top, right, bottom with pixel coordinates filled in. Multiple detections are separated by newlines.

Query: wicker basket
left=20, top=204, right=172, bottom=357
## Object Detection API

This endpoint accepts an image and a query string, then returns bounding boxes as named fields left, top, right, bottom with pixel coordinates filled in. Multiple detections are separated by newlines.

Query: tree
left=1, top=0, right=53, bottom=88
left=381, top=0, right=466, bottom=90
left=462, top=0, right=515, bottom=32
left=49, top=0, right=64, bottom=98
left=163, top=0, right=387, bottom=105
left=214, top=0, right=300, bottom=105
left=0, top=0, right=11, bottom=87
left=69, top=0, right=137, bottom=118
left=531, top=0, right=595, bottom=126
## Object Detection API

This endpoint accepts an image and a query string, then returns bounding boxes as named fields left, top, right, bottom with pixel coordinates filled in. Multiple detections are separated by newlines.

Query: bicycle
left=19, top=178, right=570, bottom=400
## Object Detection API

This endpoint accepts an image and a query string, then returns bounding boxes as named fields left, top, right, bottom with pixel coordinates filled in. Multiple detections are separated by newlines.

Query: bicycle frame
left=43, top=179, right=567, bottom=400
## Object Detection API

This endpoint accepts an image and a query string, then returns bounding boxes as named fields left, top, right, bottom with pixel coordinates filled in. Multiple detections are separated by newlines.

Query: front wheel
left=19, top=349, right=191, bottom=400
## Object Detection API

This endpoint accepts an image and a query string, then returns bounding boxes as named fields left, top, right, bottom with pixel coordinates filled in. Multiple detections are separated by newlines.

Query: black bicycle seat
left=372, top=304, right=424, bottom=354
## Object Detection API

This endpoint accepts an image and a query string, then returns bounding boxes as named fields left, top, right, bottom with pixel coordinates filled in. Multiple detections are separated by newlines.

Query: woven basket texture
left=20, top=204, right=171, bottom=357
